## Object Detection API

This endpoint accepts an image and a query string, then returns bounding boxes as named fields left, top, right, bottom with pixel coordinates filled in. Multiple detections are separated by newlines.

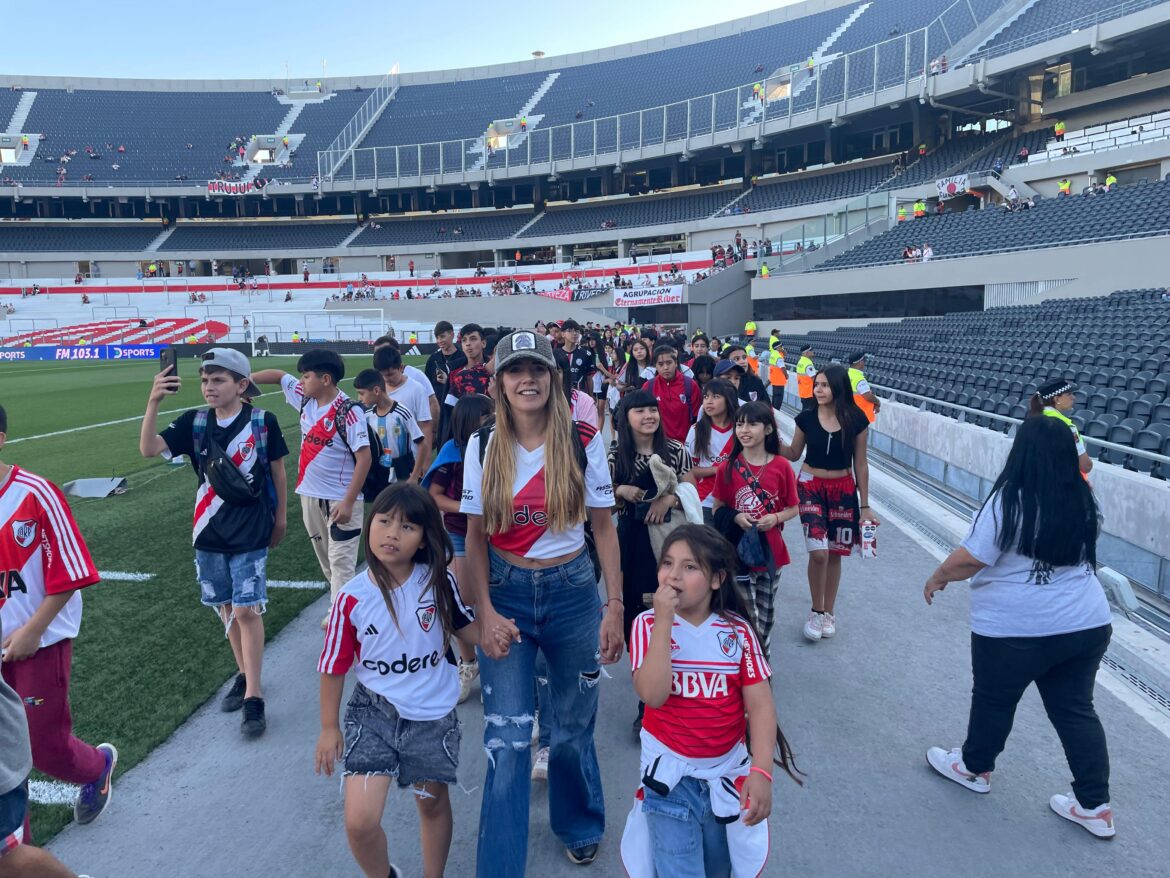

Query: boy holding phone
left=0, top=405, right=117, bottom=835
left=140, top=349, right=289, bottom=738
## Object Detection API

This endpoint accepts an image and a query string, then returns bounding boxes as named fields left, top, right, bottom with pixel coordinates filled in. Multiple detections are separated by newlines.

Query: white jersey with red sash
left=685, top=422, right=734, bottom=508
left=281, top=375, right=369, bottom=501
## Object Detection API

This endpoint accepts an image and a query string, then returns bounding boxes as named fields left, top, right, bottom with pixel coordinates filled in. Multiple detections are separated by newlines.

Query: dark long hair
left=658, top=525, right=804, bottom=785
left=363, top=483, right=458, bottom=649
left=451, top=393, right=495, bottom=450
left=693, top=378, right=739, bottom=460
left=816, top=364, right=865, bottom=451
left=722, top=400, right=780, bottom=483
left=979, top=416, right=1098, bottom=566
left=613, top=389, right=668, bottom=484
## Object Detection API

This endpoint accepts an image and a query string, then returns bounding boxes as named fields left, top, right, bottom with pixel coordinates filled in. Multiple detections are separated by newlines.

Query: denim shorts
left=449, top=532, right=466, bottom=557
left=343, top=683, right=461, bottom=787
left=0, top=781, right=27, bottom=857
left=194, top=548, right=268, bottom=608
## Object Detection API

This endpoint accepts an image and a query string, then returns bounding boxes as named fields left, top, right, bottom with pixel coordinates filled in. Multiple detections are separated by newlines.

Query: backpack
left=192, top=407, right=274, bottom=507
left=476, top=420, right=602, bottom=582
left=303, top=396, right=408, bottom=501
left=651, top=373, right=697, bottom=411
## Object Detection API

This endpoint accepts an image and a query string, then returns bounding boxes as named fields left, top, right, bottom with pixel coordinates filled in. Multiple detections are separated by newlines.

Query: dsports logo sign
left=0, top=345, right=168, bottom=361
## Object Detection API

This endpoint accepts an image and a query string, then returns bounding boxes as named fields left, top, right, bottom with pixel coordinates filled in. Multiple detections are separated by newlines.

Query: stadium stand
left=5, top=90, right=288, bottom=184
left=781, top=287, right=1170, bottom=472
left=262, top=90, right=369, bottom=180
left=0, top=223, right=162, bottom=252
left=158, top=222, right=355, bottom=251
left=737, top=161, right=896, bottom=212
left=813, top=179, right=1170, bottom=268
left=519, top=187, right=737, bottom=238
left=350, top=212, right=535, bottom=247
left=968, top=0, right=1168, bottom=60
left=1028, top=108, right=1170, bottom=164
left=0, top=90, right=22, bottom=129
left=879, top=132, right=1001, bottom=188
left=2, top=317, right=230, bottom=346
left=959, top=126, right=1050, bottom=173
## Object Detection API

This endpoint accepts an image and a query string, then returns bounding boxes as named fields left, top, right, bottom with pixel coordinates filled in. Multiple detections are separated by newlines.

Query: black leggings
left=962, top=625, right=1111, bottom=808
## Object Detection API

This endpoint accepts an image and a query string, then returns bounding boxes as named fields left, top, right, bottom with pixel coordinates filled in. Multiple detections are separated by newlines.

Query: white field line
left=29, top=779, right=79, bottom=806
left=7, top=390, right=283, bottom=444
left=270, top=580, right=328, bottom=589
left=99, top=571, right=155, bottom=582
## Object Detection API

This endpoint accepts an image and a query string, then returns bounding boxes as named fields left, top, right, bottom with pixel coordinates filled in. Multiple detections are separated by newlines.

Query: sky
left=4, top=0, right=804, bottom=80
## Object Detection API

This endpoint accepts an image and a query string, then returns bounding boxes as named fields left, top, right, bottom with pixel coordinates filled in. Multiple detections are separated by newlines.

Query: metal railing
left=963, top=0, right=1170, bottom=62
left=319, top=70, right=400, bottom=181
left=871, top=381, right=1170, bottom=471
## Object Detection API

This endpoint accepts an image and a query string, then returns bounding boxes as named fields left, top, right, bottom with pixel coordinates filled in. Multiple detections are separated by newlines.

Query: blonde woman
left=461, top=330, right=623, bottom=874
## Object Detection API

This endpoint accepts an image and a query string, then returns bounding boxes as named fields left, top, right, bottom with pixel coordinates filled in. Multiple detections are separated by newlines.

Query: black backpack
left=302, top=396, right=407, bottom=501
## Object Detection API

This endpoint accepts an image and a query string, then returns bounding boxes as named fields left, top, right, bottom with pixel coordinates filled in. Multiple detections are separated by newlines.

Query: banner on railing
left=614, top=286, right=684, bottom=307
left=0, top=344, right=166, bottom=362
left=207, top=180, right=256, bottom=196
left=936, top=174, right=969, bottom=199
left=539, top=287, right=573, bottom=302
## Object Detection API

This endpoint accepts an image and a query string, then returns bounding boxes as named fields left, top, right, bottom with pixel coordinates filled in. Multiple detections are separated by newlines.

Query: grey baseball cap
left=200, top=348, right=261, bottom=397
left=492, top=329, right=557, bottom=373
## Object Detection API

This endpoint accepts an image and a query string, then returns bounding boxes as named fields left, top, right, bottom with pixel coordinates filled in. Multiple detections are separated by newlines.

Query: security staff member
left=744, top=319, right=757, bottom=338
left=1057, top=178, right=1071, bottom=197
left=897, top=205, right=907, bottom=222
left=768, top=344, right=787, bottom=409
left=796, top=344, right=816, bottom=412
left=1030, top=379, right=1092, bottom=475
left=1105, top=173, right=1118, bottom=191
left=848, top=352, right=880, bottom=422
left=1054, top=119, right=1066, bottom=141
left=913, top=199, right=927, bottom=218
left=768, top=328, right=781, bottom=351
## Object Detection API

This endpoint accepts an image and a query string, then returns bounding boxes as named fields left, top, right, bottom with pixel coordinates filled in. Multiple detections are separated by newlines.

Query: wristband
left=750, top=766, right=773, bottom=782
left=605, top=598, right=624, bottom=608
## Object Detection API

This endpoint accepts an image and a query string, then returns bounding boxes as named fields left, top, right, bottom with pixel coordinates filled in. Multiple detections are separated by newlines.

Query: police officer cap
left=1038, top=379, right=1076, bottom=400
left=850, top=351, right=868, bottom=364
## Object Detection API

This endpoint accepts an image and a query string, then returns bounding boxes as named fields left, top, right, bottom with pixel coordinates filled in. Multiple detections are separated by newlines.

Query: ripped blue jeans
left=475, top=548, right=605, bottom=878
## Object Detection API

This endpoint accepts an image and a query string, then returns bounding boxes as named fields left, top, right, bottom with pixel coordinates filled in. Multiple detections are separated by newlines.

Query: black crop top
left=795, top=409, right=867, bottom=470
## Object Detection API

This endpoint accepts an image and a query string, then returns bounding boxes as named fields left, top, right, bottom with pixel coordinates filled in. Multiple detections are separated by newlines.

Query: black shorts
left=0, top=781, right=27, bottom=857
left=343, top=684, right=461, bottom=787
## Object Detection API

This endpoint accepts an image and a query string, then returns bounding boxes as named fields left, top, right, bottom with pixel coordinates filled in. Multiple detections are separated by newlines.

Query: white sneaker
left=820, top=613, right=836, bottom=638
left=457, top=659, right=479, bottom=704
left=1050, top=791, right=1115, bottom=839
left=926, top=746, right=991, bottom=793
left=803, top=611, right=823, bottom=641
left=531, top=746, right=550, bottom=781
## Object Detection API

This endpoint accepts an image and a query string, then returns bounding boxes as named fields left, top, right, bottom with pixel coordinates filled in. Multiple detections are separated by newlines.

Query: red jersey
left=0, top=466, right=100, bottom=649
left=712, top=455, right=799, bottom=568
left=649, top=372, right=700, bottom=443
left=630, top=610, right=770, bottom=758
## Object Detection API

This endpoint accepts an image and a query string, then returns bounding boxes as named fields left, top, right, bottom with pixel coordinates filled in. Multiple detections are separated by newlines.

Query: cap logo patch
left=512, top=332, right=537, bottom=351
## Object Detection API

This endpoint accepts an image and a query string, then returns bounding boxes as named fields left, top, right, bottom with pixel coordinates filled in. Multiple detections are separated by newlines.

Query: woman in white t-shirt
left=923, top=416, right=1115, bottom=839
left=460, top=330, right=623, bottom=874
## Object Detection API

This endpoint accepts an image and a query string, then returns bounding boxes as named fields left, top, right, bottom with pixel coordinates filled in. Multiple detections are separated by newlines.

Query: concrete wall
left=684, top=266, right=752, bottom=337
left=325, top=293, right=620, bottom=327
left=854, top=395, right=1170, bottom=596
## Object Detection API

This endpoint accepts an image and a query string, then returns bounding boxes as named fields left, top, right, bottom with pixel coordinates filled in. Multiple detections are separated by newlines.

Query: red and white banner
left=614, top=285, right=683, bottom=307
left=935, top=174, right=969, bottom=199
left=206, top=180, right=256, bottom=196
left=539, top=287, right=573, bottom=302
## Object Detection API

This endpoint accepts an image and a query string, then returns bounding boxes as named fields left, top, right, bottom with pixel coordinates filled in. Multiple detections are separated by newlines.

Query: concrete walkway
left=49, top=514, right=1170, bottom=877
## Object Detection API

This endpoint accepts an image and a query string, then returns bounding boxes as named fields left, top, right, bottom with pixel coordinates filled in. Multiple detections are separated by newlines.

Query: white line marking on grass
left=99, top=571, right=155, bottom=582
left=7, top=390, right=283, bottom=444
left=270, top=580, right=329, bottom=589
left=28, top=780, right=79, bottom=806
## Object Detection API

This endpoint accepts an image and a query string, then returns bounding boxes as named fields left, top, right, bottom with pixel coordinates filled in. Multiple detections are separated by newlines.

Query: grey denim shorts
left=342, top=683, right=461, bottom=787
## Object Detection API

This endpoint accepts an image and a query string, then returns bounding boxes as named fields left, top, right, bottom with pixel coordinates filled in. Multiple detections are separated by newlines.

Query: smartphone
left=160, top=348, right=178, bottom=376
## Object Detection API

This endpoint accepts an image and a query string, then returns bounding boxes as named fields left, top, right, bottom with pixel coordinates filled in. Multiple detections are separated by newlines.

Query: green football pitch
left=0, top=354, right=424, bottom=841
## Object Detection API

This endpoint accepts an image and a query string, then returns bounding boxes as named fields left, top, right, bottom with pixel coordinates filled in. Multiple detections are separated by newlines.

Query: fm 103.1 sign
left=0, top=345, right=167, bottom=361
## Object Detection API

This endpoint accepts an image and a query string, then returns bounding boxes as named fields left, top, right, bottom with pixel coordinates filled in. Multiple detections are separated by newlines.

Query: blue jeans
left=642, top=776, right=732, bottom=878
left=475, top=549, right=605, bottom=877
left=193, top=548, right=268, bottom=608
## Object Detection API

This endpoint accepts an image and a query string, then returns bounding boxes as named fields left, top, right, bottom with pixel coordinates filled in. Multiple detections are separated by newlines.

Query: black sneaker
left=566, top=844, right=599, bottom=865
left=221, top=673, right=247, bottom=713
left=241, top=697, right=266, bottom=738
left=74, top=743, right=117, bottom=825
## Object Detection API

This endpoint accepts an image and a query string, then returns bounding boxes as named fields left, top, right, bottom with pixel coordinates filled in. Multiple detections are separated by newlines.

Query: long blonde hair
left=481, top=364, right=586, bottom=535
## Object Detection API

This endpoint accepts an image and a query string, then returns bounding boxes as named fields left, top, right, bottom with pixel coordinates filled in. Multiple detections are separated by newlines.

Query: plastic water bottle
left=860, top=519, right=878, bottom=559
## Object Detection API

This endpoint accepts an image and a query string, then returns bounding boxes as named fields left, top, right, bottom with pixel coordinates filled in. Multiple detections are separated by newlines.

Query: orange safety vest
left=849, top=367, right=876, bottom=423
left=769, top=351, right=787, bottom=387
left=796, top=356, right=814, bottom=399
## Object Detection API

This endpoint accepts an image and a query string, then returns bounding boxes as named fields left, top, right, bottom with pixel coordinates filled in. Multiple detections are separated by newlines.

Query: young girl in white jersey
left=315, top=483, right=493, bottom=878
left=623, top=525, right=802, bottom=878
left=685, top=379, right=739, bottom=525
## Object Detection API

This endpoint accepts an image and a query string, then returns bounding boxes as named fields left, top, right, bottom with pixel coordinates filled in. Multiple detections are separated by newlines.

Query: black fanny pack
left=203, top=431, right=264, bottom=506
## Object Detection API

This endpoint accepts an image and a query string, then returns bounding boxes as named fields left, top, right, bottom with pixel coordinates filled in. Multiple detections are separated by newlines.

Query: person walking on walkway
left=460, top=330, right=623, bottom=873
left=924, top=416, right=1115, bottom=840
left=782, top=365, right=873, bottom=642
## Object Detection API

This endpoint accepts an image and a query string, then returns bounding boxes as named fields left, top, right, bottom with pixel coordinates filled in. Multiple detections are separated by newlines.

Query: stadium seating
left=879, top=132, right=999, bottom=189
left=2, top=317, right=230, bottom=346
left=969, top=0, right=1167, bottom=60
left=959, top=126, right=1049, bottom=173
left=781, top=287, right=1170, bottom=472
left=159, top=222, right=355, bottom=251
left=0, top=91, right=22, bottom=130
left=813, top=178, right=1170, bottom=268
left=519, top=187, right=737, bottom=238
left=737, top=161, right=897, bottom=212
left=5, top=90, right=288, bottom=184
left=263, top=90, right=370, bottom=180
left=350, top=212, right=535, bottom=247
left=1029, top=108, right=1170, bottom=164
left=0, top=223, right=161, bottom=252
